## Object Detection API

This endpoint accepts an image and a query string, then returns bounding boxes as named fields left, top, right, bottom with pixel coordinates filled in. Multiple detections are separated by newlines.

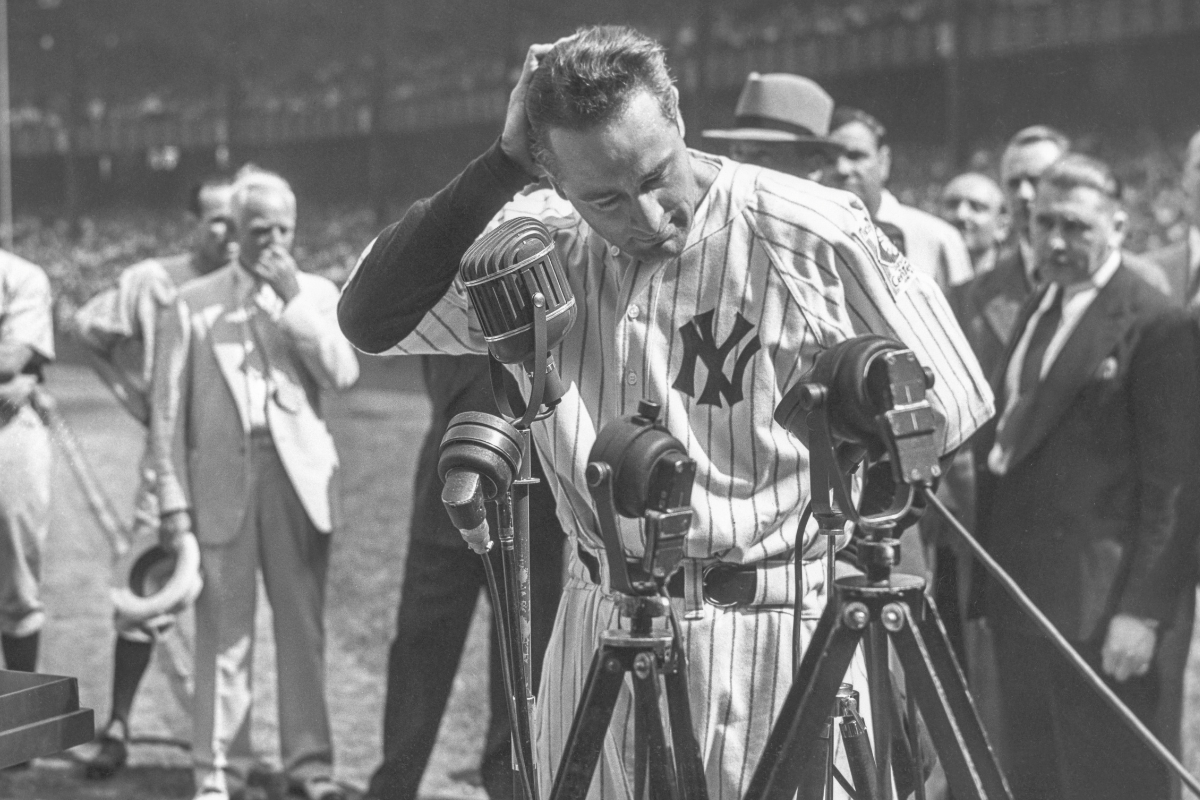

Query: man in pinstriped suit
left=339, top=26, right=992, bottom=800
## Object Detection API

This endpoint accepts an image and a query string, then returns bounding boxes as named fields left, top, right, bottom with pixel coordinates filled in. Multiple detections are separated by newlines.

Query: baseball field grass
left=0, top=353, right=493, bottom=800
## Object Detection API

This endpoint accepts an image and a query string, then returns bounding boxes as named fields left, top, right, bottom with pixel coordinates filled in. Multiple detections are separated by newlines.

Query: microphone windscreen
left=461, top=216, right=577, bottom=365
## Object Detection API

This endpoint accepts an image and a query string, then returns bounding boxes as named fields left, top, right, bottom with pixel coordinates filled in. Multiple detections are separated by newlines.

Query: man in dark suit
left=1145, top=127, right=1200, bottom=799
left=976, top=154, right=1197, bottom=800
left=951, top=126, right=1169, bottom=377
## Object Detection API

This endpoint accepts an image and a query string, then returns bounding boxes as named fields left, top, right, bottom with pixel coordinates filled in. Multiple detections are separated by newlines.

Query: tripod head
left=586, top=400, right=697, bottom=600
left=774, top=336, right=941, bottom=581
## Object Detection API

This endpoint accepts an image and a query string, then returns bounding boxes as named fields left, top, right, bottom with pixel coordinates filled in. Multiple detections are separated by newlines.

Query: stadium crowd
left=1, top=18, right=1199, bottom=800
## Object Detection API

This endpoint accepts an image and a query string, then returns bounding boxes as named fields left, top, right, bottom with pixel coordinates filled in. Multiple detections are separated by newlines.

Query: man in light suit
left=152, top=168, right=359, bottom=800
left=975, top=154, right=1197, bottom=800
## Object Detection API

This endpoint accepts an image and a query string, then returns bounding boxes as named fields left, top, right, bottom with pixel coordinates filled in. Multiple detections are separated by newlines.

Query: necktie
left=990, top=285, right=1062, bottom=473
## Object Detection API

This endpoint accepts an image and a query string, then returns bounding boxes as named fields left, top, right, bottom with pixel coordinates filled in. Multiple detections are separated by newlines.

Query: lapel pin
left=1096, top=356, right=1118, bottom=381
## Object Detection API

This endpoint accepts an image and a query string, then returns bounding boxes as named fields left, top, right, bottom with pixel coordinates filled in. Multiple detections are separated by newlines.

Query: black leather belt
left=576, top=545, right=758, bottom=608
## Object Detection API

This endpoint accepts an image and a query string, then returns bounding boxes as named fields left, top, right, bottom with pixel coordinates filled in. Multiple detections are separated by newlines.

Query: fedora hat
left=111, top=529, right=203, bottom=639
left=703, top=72, right=838, bottom=145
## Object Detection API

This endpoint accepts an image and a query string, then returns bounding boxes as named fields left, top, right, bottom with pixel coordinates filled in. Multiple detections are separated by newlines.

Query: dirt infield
left=0, top=357, right=491, bottom=800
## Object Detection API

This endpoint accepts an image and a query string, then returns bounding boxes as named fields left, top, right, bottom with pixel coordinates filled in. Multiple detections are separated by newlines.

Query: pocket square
left=1095, top=356, right=1118, bottom=380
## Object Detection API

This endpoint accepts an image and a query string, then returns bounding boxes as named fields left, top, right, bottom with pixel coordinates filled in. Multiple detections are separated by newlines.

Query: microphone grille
left=460, top=216, right=576, bottom=350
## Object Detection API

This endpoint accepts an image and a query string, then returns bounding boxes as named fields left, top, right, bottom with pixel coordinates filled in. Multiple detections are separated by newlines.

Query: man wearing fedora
left=702, top=72, right=844, bottom=181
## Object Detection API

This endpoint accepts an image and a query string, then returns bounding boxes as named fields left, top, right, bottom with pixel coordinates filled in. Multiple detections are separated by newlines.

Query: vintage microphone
left=461, top=216, right=577, bottom=425
left=438, top=216, right=578, bottom=800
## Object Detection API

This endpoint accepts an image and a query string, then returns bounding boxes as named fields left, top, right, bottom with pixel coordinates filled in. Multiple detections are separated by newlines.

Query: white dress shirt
left=232, top=266, right=286, bottom=432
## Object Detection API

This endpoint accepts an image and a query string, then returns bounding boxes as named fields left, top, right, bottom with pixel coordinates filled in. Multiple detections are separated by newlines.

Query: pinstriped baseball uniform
left=349, top=152, right=993, bottom=800
left=0, top=252, right=55, bottom=638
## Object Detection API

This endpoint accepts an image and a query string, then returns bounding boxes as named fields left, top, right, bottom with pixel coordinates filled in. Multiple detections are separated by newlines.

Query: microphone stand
left=750, top=346, right=1011, bottom=800
left=485, top=292, right=559, bottom=800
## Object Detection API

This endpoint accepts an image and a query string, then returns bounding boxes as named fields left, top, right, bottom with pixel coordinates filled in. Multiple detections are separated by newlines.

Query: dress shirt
left=231, top=265, right=285, bottom=432
left=989, top=250, right=1122, bottom=474
left=972, top=246, right=997, bottom=277
left=1019, top=237, right=1039, bottom=284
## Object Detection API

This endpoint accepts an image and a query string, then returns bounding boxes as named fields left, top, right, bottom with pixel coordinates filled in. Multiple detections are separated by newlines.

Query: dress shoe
left=289, top=775, right=347, bottom=800
left=82, top=733, right=128, bottom=779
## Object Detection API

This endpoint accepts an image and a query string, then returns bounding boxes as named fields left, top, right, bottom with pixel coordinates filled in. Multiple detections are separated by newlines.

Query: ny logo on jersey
left=673, top=309, right=761, bottom=408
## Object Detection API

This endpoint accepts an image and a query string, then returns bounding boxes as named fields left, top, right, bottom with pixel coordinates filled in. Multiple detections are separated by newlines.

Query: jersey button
left=627, top=372, right=638, bottom=386
left=609, top=245, right=620, bottom=258
left=627, top=305, right=640, bottom=320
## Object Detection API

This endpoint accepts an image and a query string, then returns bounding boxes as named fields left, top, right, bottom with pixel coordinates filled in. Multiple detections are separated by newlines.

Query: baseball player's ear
left=879, top=144, right=893, bottom=184
left=669, top=85, right=685, bottom=138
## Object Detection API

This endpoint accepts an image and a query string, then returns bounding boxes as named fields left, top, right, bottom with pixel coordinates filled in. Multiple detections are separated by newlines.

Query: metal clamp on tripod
left=550, top=400, right=708, bottom=800
left=746, top=336, right=1010, bottom=800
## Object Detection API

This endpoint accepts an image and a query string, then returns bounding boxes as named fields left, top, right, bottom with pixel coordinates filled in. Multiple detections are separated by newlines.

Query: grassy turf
left=1, top=356, right=492, bottom=800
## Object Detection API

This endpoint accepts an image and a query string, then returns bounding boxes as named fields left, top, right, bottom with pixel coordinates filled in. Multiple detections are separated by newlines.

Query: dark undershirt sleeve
left=337, top=138, right=534, bottom=353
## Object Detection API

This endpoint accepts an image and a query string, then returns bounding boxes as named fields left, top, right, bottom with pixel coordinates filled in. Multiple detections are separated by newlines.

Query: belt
left=576, top=545, right=759, bottom=608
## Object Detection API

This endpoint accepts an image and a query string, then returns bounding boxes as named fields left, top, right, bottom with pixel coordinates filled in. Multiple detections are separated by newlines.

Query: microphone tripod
left=549, top=400, right=708, bottom=800
left=748, top=337, right=1010, bottom=800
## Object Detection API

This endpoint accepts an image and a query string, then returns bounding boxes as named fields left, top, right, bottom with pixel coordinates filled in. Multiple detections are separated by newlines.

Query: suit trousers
left=0, top=404, right=51, bottom=637
left=366, top=512, right=563, bottom=800
left=992, top=625, right=1168, bottom=800
left=193, top=431, right=334, bottom=787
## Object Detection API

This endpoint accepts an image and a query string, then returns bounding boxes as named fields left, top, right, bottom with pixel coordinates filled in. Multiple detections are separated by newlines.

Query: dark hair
left=1006, top=124, right=1071, bottom=153
left=187, top=175, right=233, bottom=217
left=525, top=26, right=677, bottom=174
left=1039, top=153, right=1122, bottom=201
left=830, top=106, right=887, bottom=146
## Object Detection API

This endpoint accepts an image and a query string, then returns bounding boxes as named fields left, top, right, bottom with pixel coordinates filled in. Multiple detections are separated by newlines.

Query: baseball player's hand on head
left=252, top=244, right=300, bottom=303
left=501, top=42, right=557, bottom=178
left=160, top=510, right=193, bottom=549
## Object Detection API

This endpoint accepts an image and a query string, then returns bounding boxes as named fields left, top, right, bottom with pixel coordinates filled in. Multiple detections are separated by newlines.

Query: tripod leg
left=663, top=656, right=710, bottom=800
left=633, top=656, right=679, bottom=800
left=551, top=645, right=628, bottom=800
left=887, top=601, right=1011, bottom=800
left=864, top=625, right=894, bottom=800
left=743, top=599, right=864, bottom=800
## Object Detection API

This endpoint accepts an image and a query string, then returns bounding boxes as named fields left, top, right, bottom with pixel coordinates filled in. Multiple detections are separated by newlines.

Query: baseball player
left=339, top=27, right=992, bottom=800
left=0, top=249, right=55, bottom=675
left=72, top=176, right=237, bottom=778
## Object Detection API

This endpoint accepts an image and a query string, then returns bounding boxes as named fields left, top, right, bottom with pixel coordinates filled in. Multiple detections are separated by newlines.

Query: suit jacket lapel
left=990, top=283, right=1046, bottom=415
left=979, top=249, right=1031, bottom=350
left=1006, top=266, right=1136, bottom=469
